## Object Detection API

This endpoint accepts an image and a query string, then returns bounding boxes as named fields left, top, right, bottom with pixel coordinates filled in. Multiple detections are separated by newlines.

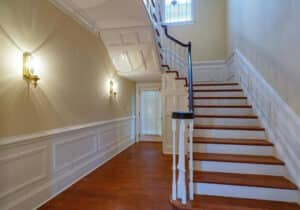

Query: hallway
left=39, top=143, right=300, bottom=210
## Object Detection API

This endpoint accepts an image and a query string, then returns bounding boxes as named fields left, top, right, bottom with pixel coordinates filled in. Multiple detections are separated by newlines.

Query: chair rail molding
left=228, top=49, right=300, bottom=189
left=0, top=116, right=135, bottom=210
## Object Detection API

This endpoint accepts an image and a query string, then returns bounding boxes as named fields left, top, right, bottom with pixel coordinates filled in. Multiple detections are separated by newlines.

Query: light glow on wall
left=106, top=78, right=118, bottom=97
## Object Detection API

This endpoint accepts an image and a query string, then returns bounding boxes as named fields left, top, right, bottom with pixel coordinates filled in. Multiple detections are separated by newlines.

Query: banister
left=142, top=0, right=194, bottom=112
left=161, top=25, right=190, bottom=47
left=187, top=42, right=194, bottom=112
left=143, top=0, right=195, bottom=206
left=162, top=25, right=194, bottom=112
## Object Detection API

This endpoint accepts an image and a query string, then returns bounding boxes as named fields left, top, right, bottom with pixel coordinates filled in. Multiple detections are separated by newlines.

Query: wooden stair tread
left=193, top=153, right=284, bottom=165
left=194, top=105, right=252, bottom=108
left=165, top=70, right=179, bottom=77
left=194, top=124, right=265, bottom=131
left=193, top=82, right=239, bottom=86
left=176, top=77, right=187, bottom=80
left=193, top=137, right=273, bottom=146
left=193, top=96, right=247, bottom=99
left=193, top=89, right=243, bottom=92
left=194, top=114, right=258, bottom=119
left=193, top=171, right=298, bottom=190
left=192, top=195, right=300, bottom=210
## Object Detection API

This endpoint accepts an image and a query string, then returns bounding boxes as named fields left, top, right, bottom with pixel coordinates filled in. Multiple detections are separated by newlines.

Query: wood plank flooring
left=39, top=143, right=300, bottom=210
left=39, top=143, right=173, bottom=210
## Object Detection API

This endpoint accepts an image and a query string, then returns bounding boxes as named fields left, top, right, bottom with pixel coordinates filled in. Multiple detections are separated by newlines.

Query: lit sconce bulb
left=23, top=52, right=40, bottom=87
left=109, top=79, right=117, bottom=97
left=26, top=55, right=35, bottom=73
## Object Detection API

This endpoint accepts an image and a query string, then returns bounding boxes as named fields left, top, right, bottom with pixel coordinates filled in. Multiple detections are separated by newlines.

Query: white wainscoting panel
left=229, top=50, right=300, bottom=191
left=0, top=116, right=135, bottom=210
left=193, top=60, right=234, bottom=82
left=161, top=73, right=188, bottom=154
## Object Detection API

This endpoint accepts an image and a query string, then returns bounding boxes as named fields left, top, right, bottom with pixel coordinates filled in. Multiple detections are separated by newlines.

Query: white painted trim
left=193, top=60, right=226, bottom=67
left=161, top=0, right=196, bottom=26
left=0, top=116, right=134, bottom=147
left=191, top=60, right=234, bottom=82
left=99, top=25, right=151, bottom=32
left=194, top=161, right=285, bottom=176
left=34, top=141, right=135, bottom=210
left=229, top=49, right=300, bottom=190
left=136, top=83, right=162, bottom=142
left=49, top=0, right=97, bottom=34
left=195, top=183, right=299, bottom=203
left=161, top=72, right=188, bottom=154
left=0, top=116, right=135, bottom=209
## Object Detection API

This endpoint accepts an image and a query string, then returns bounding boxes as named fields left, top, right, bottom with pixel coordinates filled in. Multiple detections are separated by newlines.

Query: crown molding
left=49, top=0, right=98, bottom=34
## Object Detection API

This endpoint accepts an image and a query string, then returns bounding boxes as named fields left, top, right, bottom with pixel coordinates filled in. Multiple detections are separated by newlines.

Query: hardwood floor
left=39, top=143, right=173, bottom=210
left=39, top=143, right=300, bottom=210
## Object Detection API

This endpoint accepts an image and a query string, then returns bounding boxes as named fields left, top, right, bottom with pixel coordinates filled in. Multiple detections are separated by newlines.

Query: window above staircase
left=163, top=0, right=194, bottom=25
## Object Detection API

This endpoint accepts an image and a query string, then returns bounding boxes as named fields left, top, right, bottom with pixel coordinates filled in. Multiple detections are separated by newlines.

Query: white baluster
left=189, top=119, right=194, bottom=200
left=177, top=119, right=187, bottom=204
left=171, top=119, right=177, bottom=200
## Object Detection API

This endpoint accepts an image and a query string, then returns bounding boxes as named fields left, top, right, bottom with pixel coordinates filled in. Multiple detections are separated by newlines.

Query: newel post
left=171, top=118, right=177, bottom=200
left=171, top=112, right=194, bottom=205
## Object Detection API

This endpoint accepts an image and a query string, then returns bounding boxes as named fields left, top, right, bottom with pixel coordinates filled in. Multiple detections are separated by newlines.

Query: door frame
left=136, top=83, right=161, bottom=142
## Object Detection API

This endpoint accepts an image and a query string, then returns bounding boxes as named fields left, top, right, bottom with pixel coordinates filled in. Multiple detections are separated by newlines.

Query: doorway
left=136, top=85, right=162, bottom=142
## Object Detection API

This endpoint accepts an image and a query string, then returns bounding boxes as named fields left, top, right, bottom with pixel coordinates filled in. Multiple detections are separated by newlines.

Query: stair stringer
left=161, top=71, right=189, bottom=154
left=230, top=50, right=300, bottom=203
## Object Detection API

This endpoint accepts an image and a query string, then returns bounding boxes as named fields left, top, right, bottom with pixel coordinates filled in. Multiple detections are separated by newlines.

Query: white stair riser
left=194, top=183, right=299, bottom=203
left=194, top=99, right=248, bottom=106
left=193, top=161, right=285, bottom=176
left=193, top=85, right=241, bottom=90
left=193, top=144, right=274, bottom=156
left=195, top=108, right=254, bottom=115
left=194, top=129, right=266, bottom=139
left=194, top=92, right=244, bottom=97
left=194, top=118, right=260, bottom=126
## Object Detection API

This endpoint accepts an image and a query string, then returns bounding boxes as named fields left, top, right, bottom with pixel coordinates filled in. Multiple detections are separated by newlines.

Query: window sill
left=163, top=20, right=195, bottom=26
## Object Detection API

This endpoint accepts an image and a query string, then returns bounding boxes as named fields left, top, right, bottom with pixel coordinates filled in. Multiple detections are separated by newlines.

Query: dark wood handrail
left=143, top=0, right=194, bottom=113
left=161, top=25, right=194, bottom=112
left=161, top=25, right=189, bottom=47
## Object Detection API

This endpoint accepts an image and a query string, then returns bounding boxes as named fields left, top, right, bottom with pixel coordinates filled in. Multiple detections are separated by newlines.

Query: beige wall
left=227, top=0, right=300, bottom=115
left=0, top=0, right=136, bottom=138
left=166, top=0, right=227, bottom=61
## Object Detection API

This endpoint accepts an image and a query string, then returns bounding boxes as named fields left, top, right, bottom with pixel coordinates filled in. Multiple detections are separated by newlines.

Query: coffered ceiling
left=50, top=0, right=161, bottom=82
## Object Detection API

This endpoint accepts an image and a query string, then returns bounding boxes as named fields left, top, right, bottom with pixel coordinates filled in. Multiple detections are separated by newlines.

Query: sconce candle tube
left=23, top=52, right=40, bottom=87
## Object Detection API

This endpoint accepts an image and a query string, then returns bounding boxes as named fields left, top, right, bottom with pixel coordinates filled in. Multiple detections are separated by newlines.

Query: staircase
left=184, top=81, right=299, bottom=209
left=142, top=0, right=300, bottom=208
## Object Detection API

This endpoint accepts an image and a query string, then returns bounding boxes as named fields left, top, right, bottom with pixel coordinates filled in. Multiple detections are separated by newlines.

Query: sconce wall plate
left=23, top=52, right=40, bottom=87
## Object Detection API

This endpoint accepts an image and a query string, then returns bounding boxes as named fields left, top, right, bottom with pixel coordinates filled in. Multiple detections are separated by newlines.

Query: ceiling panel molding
left=100, top=26, right=160, bottom=77
left=49, top=0, right=97, bottom=34
left=49, top=0, right=161, bottom=82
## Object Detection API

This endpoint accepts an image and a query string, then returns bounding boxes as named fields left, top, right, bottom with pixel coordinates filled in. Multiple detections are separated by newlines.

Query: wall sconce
left=109, top=80, right=117, bottom=97
left=23, top=52, right=40, bottom=87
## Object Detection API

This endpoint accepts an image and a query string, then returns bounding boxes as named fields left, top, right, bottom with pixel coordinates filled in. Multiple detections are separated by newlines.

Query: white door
left=140, top=90, right=162, bottom=136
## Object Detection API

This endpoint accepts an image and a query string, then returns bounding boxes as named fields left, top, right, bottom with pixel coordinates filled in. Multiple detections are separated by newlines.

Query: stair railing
left=143, top=0, right=194, bottom=206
